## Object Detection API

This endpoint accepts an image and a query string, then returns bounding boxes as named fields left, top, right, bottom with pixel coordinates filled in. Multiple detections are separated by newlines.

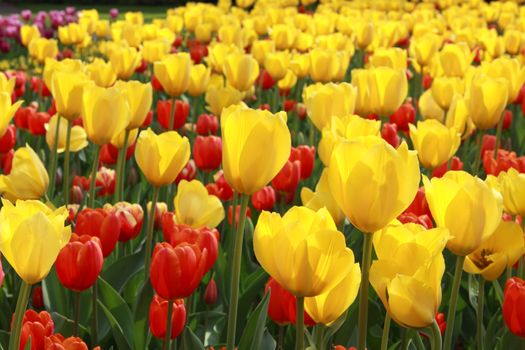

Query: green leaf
left=181, top=326, right=204, bottom=349
left=238, top=268, right=267, bottom=316
left=0, top=330, right=9, bottom=349
left=97, top=277, right=134, bottom=345
left=97, top=300, right=131, bottom=350
left=101, top=250, right=145, bottom=293
left=133, top=281, right=153, bottom=350
left=261, top=330, right=276, bottom=350
left=50, top=312, right=89, bottom=337
left=23, top=337, right=31, bottom=350
left=468, top=274, right=479, bottom=311
left=238, top=291, right=270, bottom=350
left=42, top=267, right=68, bottom=315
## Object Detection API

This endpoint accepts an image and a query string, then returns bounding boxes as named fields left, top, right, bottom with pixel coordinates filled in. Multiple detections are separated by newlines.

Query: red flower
left=56, top=234, right=104, bottom=292
left=265, top=278, right=316, bottom=326
left=30, top=76, right=51, bottom=97
left=151, top=75, right=164, bottom=92
left=161, top=216, right=219, bottom=273
left=99, top=145, right=117, bottom=165
left=402, top=187, right=432, bottom=218
left=96, top=167, right=116, bottom=196
left=206, top=171, right=234, bottom=201
left=103, top=202, right=144, bottom=242
left=483, top=149, right=524, bottom=176
left=150, top=242, right=209, bottom=300
left=397, top=212, right=433, bottom=229
left=14, top=106, right=33, bottom=130
left=1, top=149, right=13, bottom=174
left=32, top=286, right=43, bottom=309
left=141, top=110, right=154, bottom=128
left=431, top=156, right=464, bottom=178
left=75, top=208, right=120, bottom=257
left=251, top=186, right=276, bottom=211
left=389, top=101, right=415, bottom=132
left=481, top=134, right=496, bottom=156
left=175, top=159, right=197, bottom=185
left=0, top=124, right=16, bottom=153
left=228, top=205, right=252, bottom=226
left=204, top=278, right=218, bottom=305
left=503, top=277, right=525, bottom=338
left=193, top=135, right=222, bottom=171
left=422, top=74, right=432, bottom=90
left=149, top=295, right=186, bottom=340
left=258, top=70, right=275, bottom=90
left=44, top=334, right=90, bottom=350
left=106, top=142, right=136, bottom=162
left=381, top=122, right=400, bottom=148
left=290, top=145, right=315, bottom=180
left=272, top=160, right=301, bottom=193
left=283, top=99, right=295, bottom=112
left=196, top=114, right=218, bottom=135
left=28, top=111, right=51, bottom=135
left=189, top=44, right=208, bottom=64
left=502, top=110, right=513, bottom=131
left=436, top=312, right=446, bottom=336
left=157, top=99, right=189, bottom=130
left=16, top=310, right=54, bottom=350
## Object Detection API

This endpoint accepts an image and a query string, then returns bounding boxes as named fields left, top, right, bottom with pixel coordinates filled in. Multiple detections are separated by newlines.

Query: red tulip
left=44, top=334, right=89, bottom=350
left=75, top=208, right=120, bottom=257
left=503, top=277, right=525, bottom=338
left=397, top=212, right=433, bottom=229
left=30, top=76, right=51, bottom=97
left=141, top=110, right=154, bottom=128
left=175, top=159, right=197, bottom=185
left=204, top=278, right=218, bottom=305
left=103, top=202, right=144, bottom=242
left=431, top=156, right=464, bottom=178
left=99, top=145, right=117, bottom=165
left=483, top=149, right=525, bottom=176
left=16, top=310, right=54, bottom=350
left=251, top=186, right=276, bottom=211
left=272, top=160, right=301, bottom=193
left=150, top=242, right=208, bottom=300
left=32, top=286, right=43, bottom=309
left=157, top=99, right=189, bottom=130
left=502, top=110, right=513, bottom=131
left=56, top=234, right=104, bottom=292
left=422, top=74, right=433, bottom=90
left=107, top=142, right=136, bottom=161
left=69, top=185, right=83, bottom=204
left=193, top=135, right=222, bottom=171
left=28, top=111, right=51, bottom=135
left=403, top=187, right=432, bottom=219
left=196, top=114, right=218, bottom=135
left=296, top=103, right=307, bottom=120
left=0, top=124, right=16, bottom=153
left=190, top=44, right=208, bottom=64
left=283, top=99, right=295, bottom=112
left=149, top=295, right=186, bottom=340
left=381, top=122, right=400, bottom=148
left=389, top=101, right=415, bottom=132
left=14, top=106, right=32, bottom=130
left=436, top=312, right=446, bottom=336
left=258, top=70, right=275, bottom=90
left=228, top=205, right=252, bottom=226
left=265, top=278, right=316, bottom=326
left=151, top=75, right=164, bottom=92
left=205, top=171, right=233, bottom=201
left=47, top=100, right=56, bottom=117
left=289, top=145, right=315, bottom=180
left=1, top=149, right=13, bottom=174
left=481, top=134, right=496, bottom=157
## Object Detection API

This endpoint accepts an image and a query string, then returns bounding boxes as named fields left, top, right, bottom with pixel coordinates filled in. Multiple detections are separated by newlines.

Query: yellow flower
left=205, top=86, right=244, bottom=116
left=0, top=74, right=15, bottom=95
left=114, top=80, right=152, bottom=130
left=43, top=58, right=84, bottom=91
left=207, top=43, right=242, bottom=73
left=445, top=96, right=475, bottom=140
left=125, top=11, right=144, bottom=26
left=481, top=57, right=525, bottom=103
left=277, top=70, right=297, bottom=91
left=270, top=24, right=296, bottom=50
left=45, top=115, right=88, bottom=153
left=0, top=92, right=22, bottom=137
left=354, top=20, right=374, bottom=49
left=301, top=169, right=345, bottom=226
left=86, top=58, right=117, bottom=88
left=370, top=223, right=449, bottom=328
left=223, top=53, right=259, bottom=92
left=303, top=82, right=357, bottom=131
left=28, top=38, right=58, bottom=63
left=142, top=39, right=170, bottom=63
left=439, top=43, right=473, bottom=77
left=294, top=32, right=314, bottom=52
left=236, top=0, right=256, bottom=8
left=464, top=221, right=525, bottom=281
left=121, top=24, right=142, bottom=48
left=0, top=145, right=49, bottom=202
left=218, top=24, right=243, bottom=48
left=409, top=120, right=461, bottom=169
left=254, top=206, right=355, bottom=297
left=327, top=136, right=420, bottom=233
left=0, top=199, right=71, bottom=284
left=173, top=180, right=224, bottom=228
left=468, top=74, right=508, bottom=130
left=110, top=46, right=142, bottom=80
left=411, top=33, right=441, bottom=67
left=264, top=51, right=290, bottom=81
left=95, top=20, right=110, bottom=38
left=195, top=23, right=213, bottom=43
left=290, top=53, right=310, bottom=79
left=135, top=128, right=190, bottom=187
left=430, top=77, right=464, bottom=110
left=423, top=171, right=503, bottom=256
left=20, top=25, right=41, bottom=47
left=497, top=168, right=525, bottom=216
left=51, top=71, right=90, bottom=120
left=81, top=84, right=131, bottom=145
left=318, top=115, right=380, bottom=166
left=221, top=104, right=290, bottom=195
left=250, top=40, right=275, bottom=65
left=309, top=48, right=340, bottom=83
left=58, top=23, right=88, bottom=46
left=188, top=64, right=211, bottom=97
left=111, top=128, right=138, bottom=149
left=369, top=47, right=407, bottom=70
left=419, top=89, right=445, bottom=122
left=503, top=29, right=523, bottom=55
left=153, top=53, right=191, bottom=97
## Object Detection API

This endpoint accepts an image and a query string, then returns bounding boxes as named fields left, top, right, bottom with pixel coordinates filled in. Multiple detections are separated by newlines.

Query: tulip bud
left=175, top=159, right=197, bottom=185
left=104, top=202, right=144, bottom=242
left=503, top=277, right=525, bottom=338
left=31, top=285, right=44, bottom=309
left=156, top=99, right=189, bottom=131
left=204, top=278, right=218, bottom=305
left=75, top=208, right=120, bottom=257
left=196, top=114, right=218, bottom=135
left=251, top=186, right=276, bottom=211
left=381, top=123, right=400, bottom=148
left=0, top=124, right=16, bottom=153
left=193, top=135, right=222, bottom=171
left=18, top=310, right=54, bottom=350
left=149, top=295, right=186, bottom=340
left=272, top=160, right=301, bottom=193
left=289, top=145, right=315, bottom=180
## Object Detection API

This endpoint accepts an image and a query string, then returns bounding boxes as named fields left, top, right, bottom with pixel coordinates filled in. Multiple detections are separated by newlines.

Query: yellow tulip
left=504, top=29, right=523, bottom=55
left=277, top=70, right=297, bottom=91
left=303, top=82, right=357, bottom=131
left=51, top=71, right=90, bottom=120
left=0, top=145, right=49, bottom=202
left=290, top=53, right=310, bottom=79
left=430, top=77, right=464, bottom=110
left=223, top=53, right=259, bottom=92
left=0, top=92, right=22, bottom=137
left=110, top=47, right=142, bottom=80
left=166, top=15, right=184, bottom=34
left=20, top=25, right=41, bottom=47
left=43, top=58, right=84, bottom=91
left=270, top=24, right=296, bottom=50
left=135, top=128, right=190, bottom=187
left=445, top=96, right=475, bottom=140
left=468, top=74, right=508, bottom=130
left=195, top=23, right=213, bottom=43
left=264, top=51, right=290, bottom=81
left=86, top=58, right=117, bottom=88
left=250, top=40, right=275, bottom=65
left=254, top=206, right=355, bottom=297
left=205, top=86, right=244, bottom=116
left=125, top=11, right=144, bottom=26
left=95, top=20, right=110, bottom=38
left=207, top=43, right=242, bottom=73
left=481, top=34, right=505, bottom=61
left=352, top=69, right=372, bottom=117
left=173, top=180, right=224, bottom=228
left=419, top=89, right=445, bottom=122
left=409, top=120, right=461, bottom=169
left=423, top=171, right=503, bottom=256
left=327, top=137, right=420, bottom=233
left=309, top=48, right=340, bottom=83
left=301, top=169, right=345, bottom=226
left=481, top=57, right=525, bottom=103
left=188, top=64, right=211, bottom=97
left=114, top=80, right=152, bottom=129
left=81, top=84, right=131, bottom=145
left=121, top=24, right=142, bottom=48
left=221, top=104, right=290, bottom=195
left=369, top=47, right=407, bottom=70
left=111, top=128, right=138, bottom=149
left=497, top=168, right=525, bottom=216
left=0, top=74, right=15, bottom=95
left=153, top=53, right=191, bottom=97
left=318, top=115, right=380, bottom=166
left=218, top=24, right=243, bottom=48
left=411, top=33, right=441, bottom=67
left=28, top=38, right=58, bottom=63
left=370, top=223, right=449, bottom=328
left=0, top=199, right=70, bottom=284
left=464, top=221, right=525, bottom=281
left=354, top=20, right=374, bottom=50
left=439, top=43, right=473, bottom=77
left=58, top=23, right=88, bottom=46
left=45, top=115, right=88, bottom=153
left=236, top=0, right=256, bottom=8
left=142, top=39, right=170, bottom=63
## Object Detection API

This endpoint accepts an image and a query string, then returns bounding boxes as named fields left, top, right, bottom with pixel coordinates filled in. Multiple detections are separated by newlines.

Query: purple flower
left=65, top=7, right=76, bottom=16
left=21, top=9, right=32, bottom=21
left=0, top=39, right=10, bottom=53
left=109, top=8, right=119, bottom=19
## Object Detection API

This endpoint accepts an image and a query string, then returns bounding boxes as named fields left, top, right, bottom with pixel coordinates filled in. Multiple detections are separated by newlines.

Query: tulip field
left=2, top=0, right=525, bottom=349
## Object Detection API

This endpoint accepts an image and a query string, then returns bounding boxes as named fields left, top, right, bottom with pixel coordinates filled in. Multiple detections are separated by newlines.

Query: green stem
left=163, top=300, right=173, bottom=350
left=477, top=277, right=485, bottom=350
left=168, top=97, right=177, bottom=131
left=91, top=281, right=98, bottom=347
left=278, top=325, right=284, bottom=350
left=295, top=296, right=305, bottom=350
left=8, top=281, right=31, bottom=350
left=73, top=291, right=81, bottom=336
left=413, top=331, right=426, bottom=350
left=472, top=131, right=484, bottom=176
left=87, top=145, right=102, bottom=208
left=380, top=315, right=391, bottom=350
left=493, top=113, right=504, bottom=160
left=47, top=115, right=61, bottom=198
left=114, top=129, right=130, bottom=203
left=144, top=186, right=161, bottom=278
left=400, top=329, right=409, bottom=350
left=357, top=233, right=374, bottom=350
left=430, top=318, right=443, bottom=350
left=443, top=255, right=465, bottom=350
left=226, top=194, right=250, bottom=350
left=62, top=119, right=72, bottom=205
left=518, top=256, right=525, bottom=279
